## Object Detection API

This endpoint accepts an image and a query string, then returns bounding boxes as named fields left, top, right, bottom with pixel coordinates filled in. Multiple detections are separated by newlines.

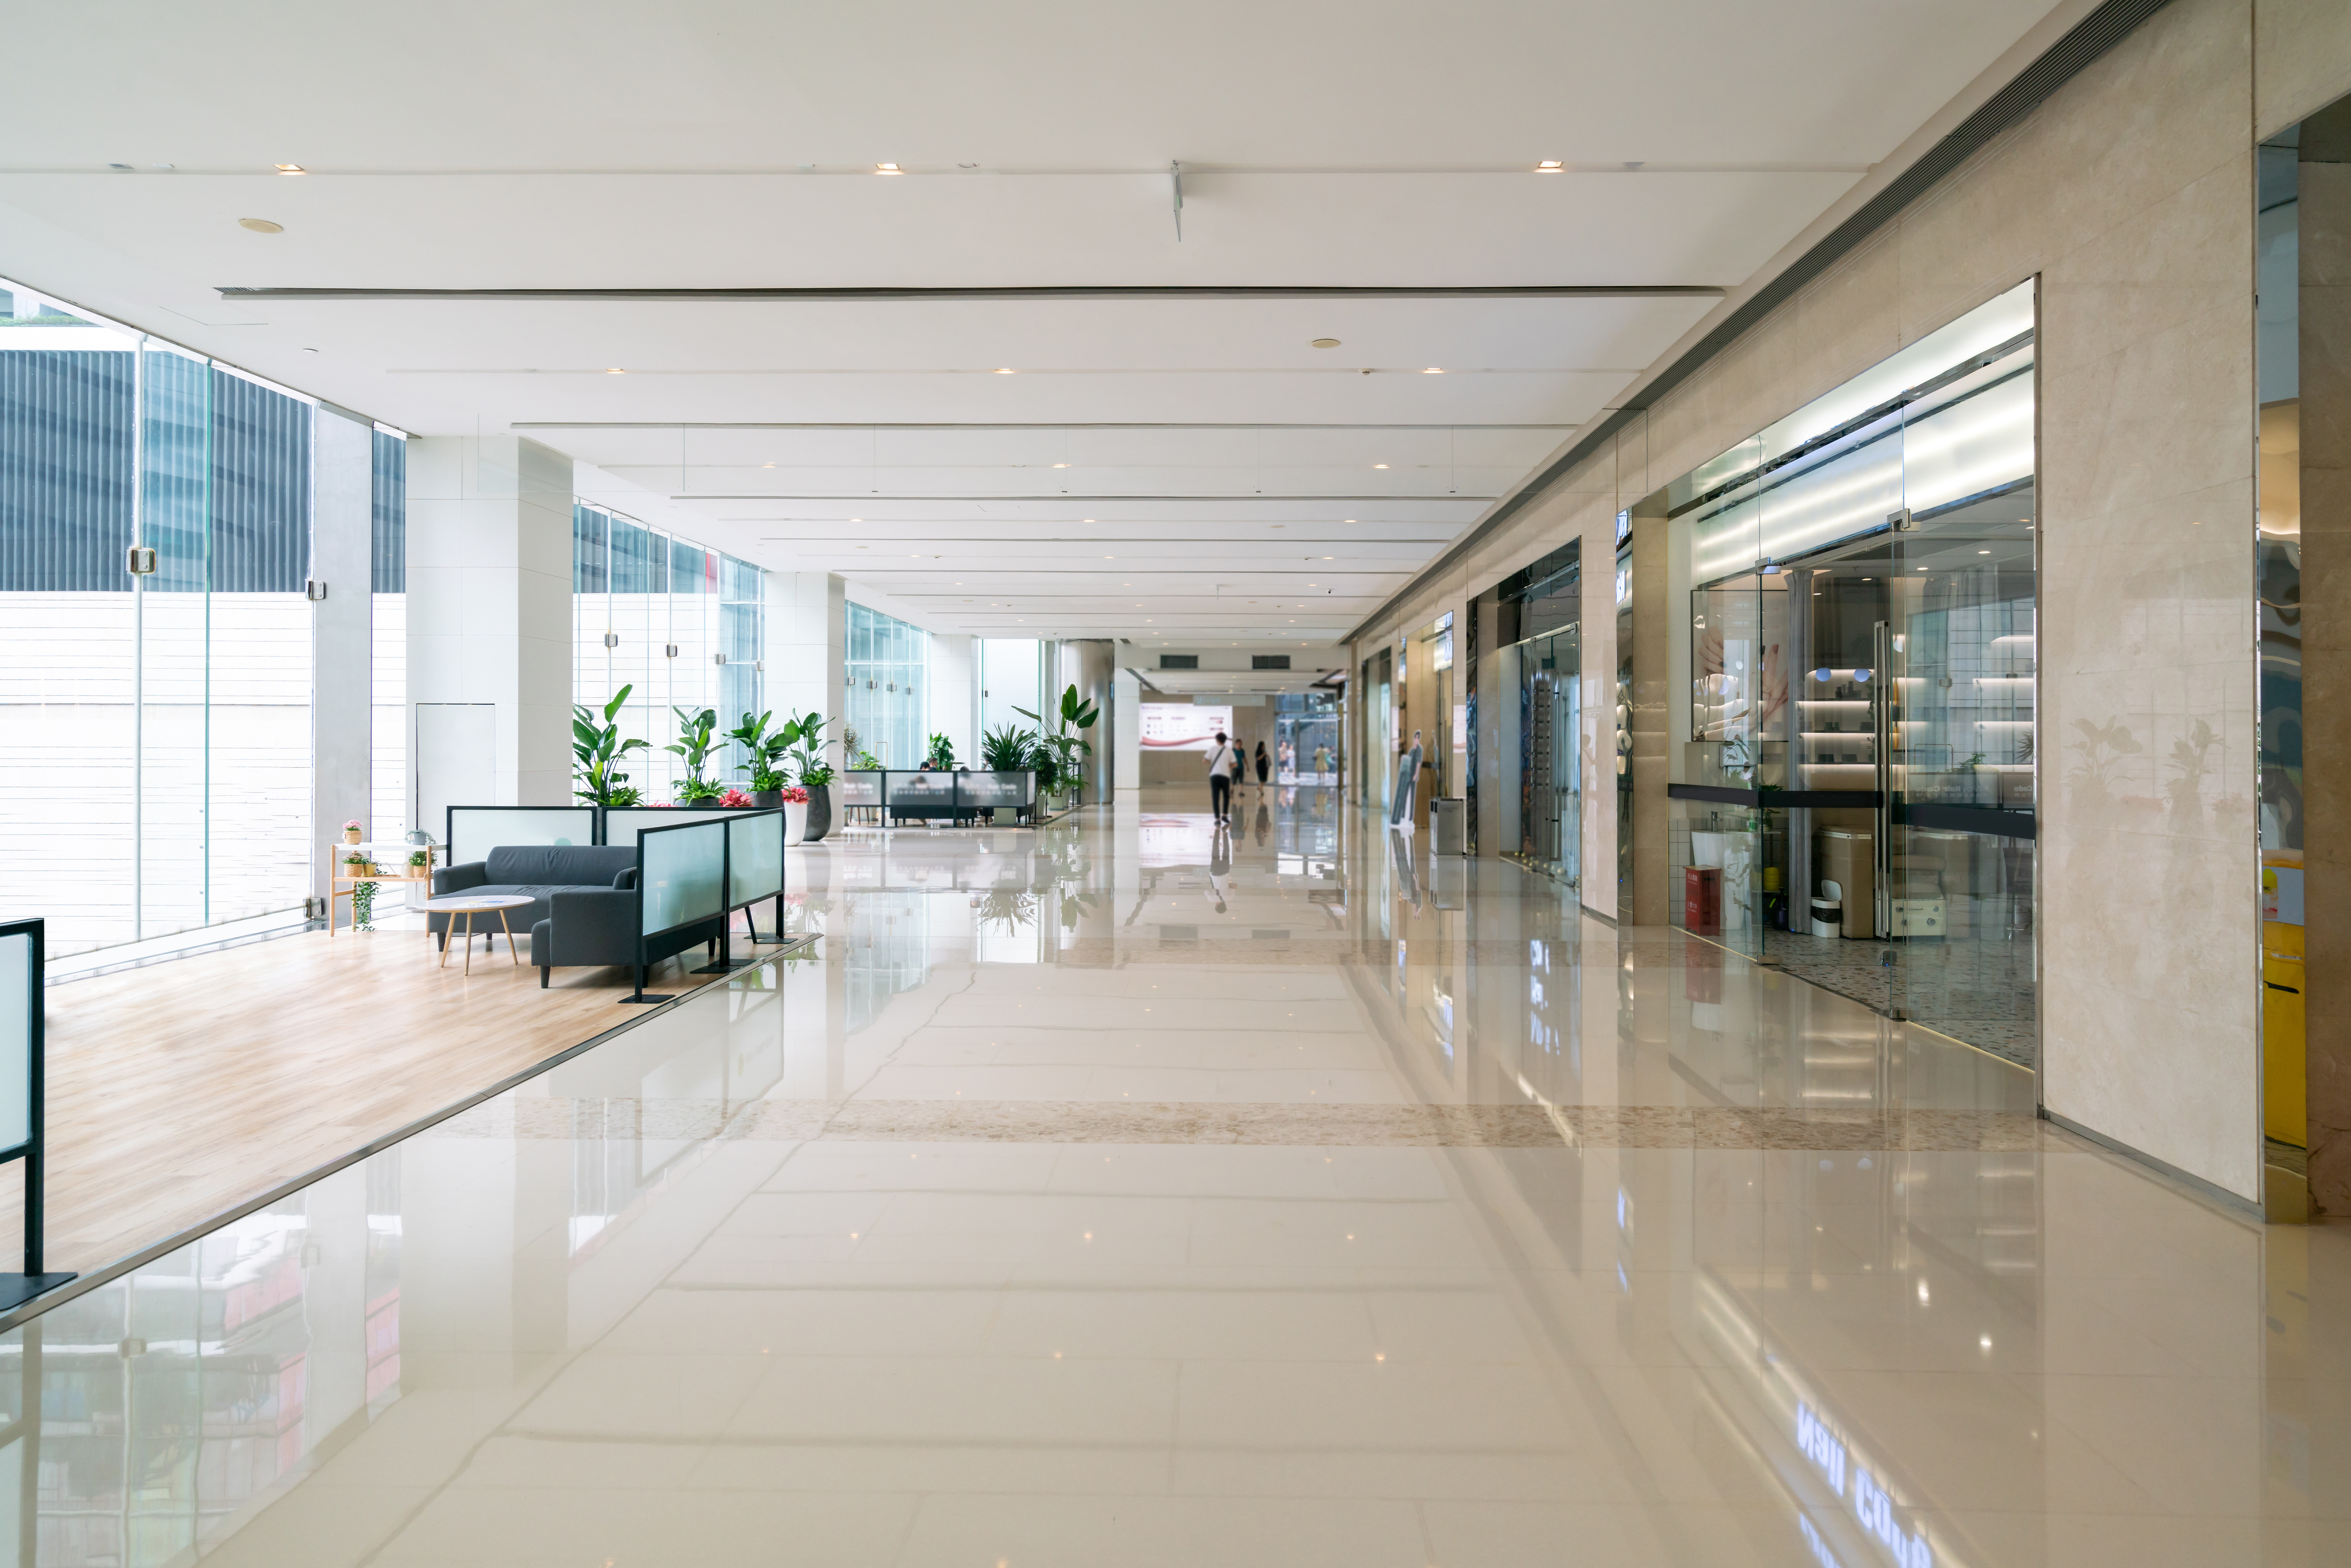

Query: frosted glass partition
left=885, top=773, right=959, bottom=812
left=603, top=807, right=698, bottom=847
left=838, top=772, right=883, bottom=808
left=446, top=807, right=597, bottom=867
left=959, top=771, right=1033, bottom=809
left=728, top=810, right=785, bottom=907
left=0, top=927, right=30, bottom=1154
left=640, top=820, right=725, bottom=937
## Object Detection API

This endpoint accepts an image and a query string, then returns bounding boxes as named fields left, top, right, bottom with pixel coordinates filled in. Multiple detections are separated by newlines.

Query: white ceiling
left=0, top=0, right=2064, bottom=647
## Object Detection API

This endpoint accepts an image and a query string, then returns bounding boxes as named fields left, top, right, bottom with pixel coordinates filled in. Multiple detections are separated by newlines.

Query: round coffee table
left=420, top=894, right=536, bottom=974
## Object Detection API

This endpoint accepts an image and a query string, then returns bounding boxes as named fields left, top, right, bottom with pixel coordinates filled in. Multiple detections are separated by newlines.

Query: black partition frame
left=443, top=804, right=603, bottom=864
left=0, top=920, right=73, bottom=1311
left=621, top=810, right=790, bottom=1004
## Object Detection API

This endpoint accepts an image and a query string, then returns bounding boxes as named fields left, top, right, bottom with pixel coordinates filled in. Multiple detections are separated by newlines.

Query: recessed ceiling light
left=237, top=217, right=283, bottom=233
left=274, top=163, right=306, bottom=174
left=1373, top=464, right=1389, bottom=470
left=1978, top=549, right=1992, bottom=554
left=1536, top=160, right=1563, bottom=172
left=605, top=367, right=625, bottom=375
left=1052, top=462, right=1069, bottom=468
left=1423, top=368, right=1443, bottom=374
left=995, top=367, right=1015, bottom=374
left=1312, top=338, right=1340, bottom=348
left=875, top=163, right=902, bottom=174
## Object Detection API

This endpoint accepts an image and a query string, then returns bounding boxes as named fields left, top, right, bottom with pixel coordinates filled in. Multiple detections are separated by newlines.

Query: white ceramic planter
left=784, top=800, right=808, bottom=845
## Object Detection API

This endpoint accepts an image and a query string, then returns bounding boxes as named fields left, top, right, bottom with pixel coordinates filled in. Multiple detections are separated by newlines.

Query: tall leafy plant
left=728, top=710, right=796, bottom=792
left=787, top=711, right=834, bottom=787
left=573, top=685, right=648, bottom=806
left=668, top=706, right=723, bottom=801
left=925, top=732, right=956, bottom=770
left=980, top=724, right=1037, bottom=772
left=1014, top=683, right=1101, bottom=797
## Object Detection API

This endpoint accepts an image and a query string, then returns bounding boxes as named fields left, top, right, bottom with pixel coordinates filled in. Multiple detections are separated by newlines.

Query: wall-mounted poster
left=1140, top=703, right=1235, bottom=751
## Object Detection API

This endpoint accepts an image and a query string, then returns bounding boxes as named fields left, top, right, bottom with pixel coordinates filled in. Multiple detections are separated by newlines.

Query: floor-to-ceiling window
left=571, top=501, right=763, bottom=803
left=0, top=279, right=348, bottom=957
left=846, top=602, right=927, bottom=766
left=977, top=638, right=1042, bottom=745
left=369, top=428, right=407, bottom=842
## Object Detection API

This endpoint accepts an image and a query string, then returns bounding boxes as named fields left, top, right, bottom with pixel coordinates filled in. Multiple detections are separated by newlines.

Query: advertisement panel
left=1140, top=703, right=1235, bottom=752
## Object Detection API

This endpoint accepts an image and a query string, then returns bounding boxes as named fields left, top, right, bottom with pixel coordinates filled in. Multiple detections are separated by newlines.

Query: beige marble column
left=1629, top=509, right=1671, bottom=925
left=2299, top=106, right=2351, bottom=1208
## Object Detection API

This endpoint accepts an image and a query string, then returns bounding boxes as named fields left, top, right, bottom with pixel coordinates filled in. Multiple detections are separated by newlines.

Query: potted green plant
left=924, top=732, right=956, bottom=770
left=788, top=712, right=835, bottom=842
left=342, top=849, right=377, bottom=930
left=1014, top=683, right=1100, bottom=811
left=573, top=685, right=649, bottom=807
left=668, top=705, right=723, bottom=804
left=406, top=848, right=430, bottom=879
left=729, top=710, right=801, bottom=808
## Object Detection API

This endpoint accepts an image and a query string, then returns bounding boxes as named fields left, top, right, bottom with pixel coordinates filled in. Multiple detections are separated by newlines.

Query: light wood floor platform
left=5, top=926, right=730, bottom=1275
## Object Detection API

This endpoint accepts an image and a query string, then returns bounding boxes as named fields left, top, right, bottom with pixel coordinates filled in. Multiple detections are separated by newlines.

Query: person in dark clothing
left=1206, top=731, right=1237, bottom=822
left=1254, top=740, right=1270, bottom=788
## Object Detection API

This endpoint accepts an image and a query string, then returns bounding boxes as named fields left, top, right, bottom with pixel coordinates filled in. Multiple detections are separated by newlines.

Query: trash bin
left=1432, top=797, right=1468, bottom=856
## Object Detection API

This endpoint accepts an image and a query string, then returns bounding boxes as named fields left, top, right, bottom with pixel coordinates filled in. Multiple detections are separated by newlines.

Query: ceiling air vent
left=1159, top=654, right=1199, bottom=670
left=1252, top=654, right=1291, bottom=671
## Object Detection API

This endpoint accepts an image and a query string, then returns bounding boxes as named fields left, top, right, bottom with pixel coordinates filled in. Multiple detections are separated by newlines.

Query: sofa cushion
left=483, top=844, right=639, bottom=887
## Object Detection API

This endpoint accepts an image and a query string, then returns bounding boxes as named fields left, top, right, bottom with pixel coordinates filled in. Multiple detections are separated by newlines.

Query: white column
left=929, top=632, right=975, bottom=764
left=1114, top=668, right=1142, bottom=801
left=761, top=570, right=846, bottom=747
left=311, top=407, right=373, bottom=891
left=407, top=435, right=574, bottom=807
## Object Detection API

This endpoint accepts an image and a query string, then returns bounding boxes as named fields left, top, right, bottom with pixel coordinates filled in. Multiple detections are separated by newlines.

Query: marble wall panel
left=2255, top=0, right=2351, bottom=136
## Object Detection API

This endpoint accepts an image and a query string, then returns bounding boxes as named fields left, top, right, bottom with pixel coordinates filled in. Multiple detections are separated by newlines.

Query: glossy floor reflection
left=5, top=790, right=2347, bottom=1566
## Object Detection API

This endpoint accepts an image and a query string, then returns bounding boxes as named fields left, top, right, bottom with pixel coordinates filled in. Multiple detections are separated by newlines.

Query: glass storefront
left=1656, top=280, right=2039, bottom=1065
left=1272, top=690, right=1339, bottom=785
left=1480, top=546, right=1583, bottom=886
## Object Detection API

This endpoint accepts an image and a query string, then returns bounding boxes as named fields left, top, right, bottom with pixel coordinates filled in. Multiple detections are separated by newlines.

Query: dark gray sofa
left=432, top=845, right=724, bottom=985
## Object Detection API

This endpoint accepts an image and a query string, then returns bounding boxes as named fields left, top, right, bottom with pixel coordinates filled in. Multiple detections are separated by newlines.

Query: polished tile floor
left=5, top=787, right=2347, bottom=1566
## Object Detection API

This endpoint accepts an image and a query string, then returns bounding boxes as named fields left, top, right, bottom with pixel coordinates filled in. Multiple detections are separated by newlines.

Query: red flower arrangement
left=717, top=788, right=754, bottom=807
left=779, top=785, right=809, bottom=804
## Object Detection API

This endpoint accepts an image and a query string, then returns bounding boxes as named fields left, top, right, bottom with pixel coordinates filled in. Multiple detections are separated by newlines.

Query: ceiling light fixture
left=237, top=218, right=283, bottom=234
left=1536, top=160, right=1563, bottom=171
left=604, top=367, right=625, bottom=375
left=1423, top=367, right=1444, bottom=374
left=994, top=367, right=1015, bottom=374
left=1052, top=463, right=1069, bottom=468
left=1312, top=338, right=1340, bottom=348
left=1373, top=464, right=1389, bottom=470
left=875, top=163, right=902, bottom=174
left=273, top=163, right=306, bottom=174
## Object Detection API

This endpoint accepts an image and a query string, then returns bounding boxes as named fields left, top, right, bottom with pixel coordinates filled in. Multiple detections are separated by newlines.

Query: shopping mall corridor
left=8, top=790, right=2347, bottom=1567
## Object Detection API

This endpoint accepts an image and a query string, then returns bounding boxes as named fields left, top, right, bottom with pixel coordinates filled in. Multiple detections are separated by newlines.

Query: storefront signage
left=1139, top=703, right=1234, bottom=751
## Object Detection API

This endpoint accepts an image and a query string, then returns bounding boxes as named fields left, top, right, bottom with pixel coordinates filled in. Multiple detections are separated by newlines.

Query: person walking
left=1206, top=730, right=1237, bottom=823
left=1254, top=740, right=1270, bottom=789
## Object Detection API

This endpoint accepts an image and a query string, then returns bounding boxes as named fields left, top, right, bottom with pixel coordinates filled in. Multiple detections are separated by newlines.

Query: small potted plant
left=668, top=705, right=725, bottom=805
left=407, top=848, right=430, bottom=878
left=343, top=818, right=364, bottom=845
left=779, top=783, right=810, bottom=845
left=342, top=848, right=377, bottom=930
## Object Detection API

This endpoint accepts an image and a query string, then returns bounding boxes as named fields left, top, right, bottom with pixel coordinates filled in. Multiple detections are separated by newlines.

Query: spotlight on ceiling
left=238, top=218, right=283, bottom=233
left=273, top=163, right=306, bottom=174
left=1312, top=338, right=1340, bottom=348
left=1536, top=160, right=1563, bottom=172
left=875, top=163, right=902, bottom=174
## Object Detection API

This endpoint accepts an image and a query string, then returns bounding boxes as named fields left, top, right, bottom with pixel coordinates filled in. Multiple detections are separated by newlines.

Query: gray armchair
left=528, top=867, right=727, bottom=987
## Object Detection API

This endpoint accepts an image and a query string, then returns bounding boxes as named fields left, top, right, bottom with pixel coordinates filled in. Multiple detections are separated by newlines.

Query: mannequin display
left=1390, top=729, right=1424, bottom=828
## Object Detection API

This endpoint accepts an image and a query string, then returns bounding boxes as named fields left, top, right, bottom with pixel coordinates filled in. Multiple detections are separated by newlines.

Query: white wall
left=929, top=632, right=975, bottom=764
left=762, top=570, right=846, bottom=759
left=407, top=434, right=574, bottom=807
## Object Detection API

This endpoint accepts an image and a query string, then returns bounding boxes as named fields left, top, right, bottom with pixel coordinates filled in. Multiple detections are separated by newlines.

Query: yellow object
left=2264, top=878, right=2307, bottom=1147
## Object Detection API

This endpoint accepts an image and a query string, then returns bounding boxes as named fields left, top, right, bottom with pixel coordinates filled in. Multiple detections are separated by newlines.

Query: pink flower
left=780, top=785, right=809, bottom=804
left=718, top=788, right=755, bottom=807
